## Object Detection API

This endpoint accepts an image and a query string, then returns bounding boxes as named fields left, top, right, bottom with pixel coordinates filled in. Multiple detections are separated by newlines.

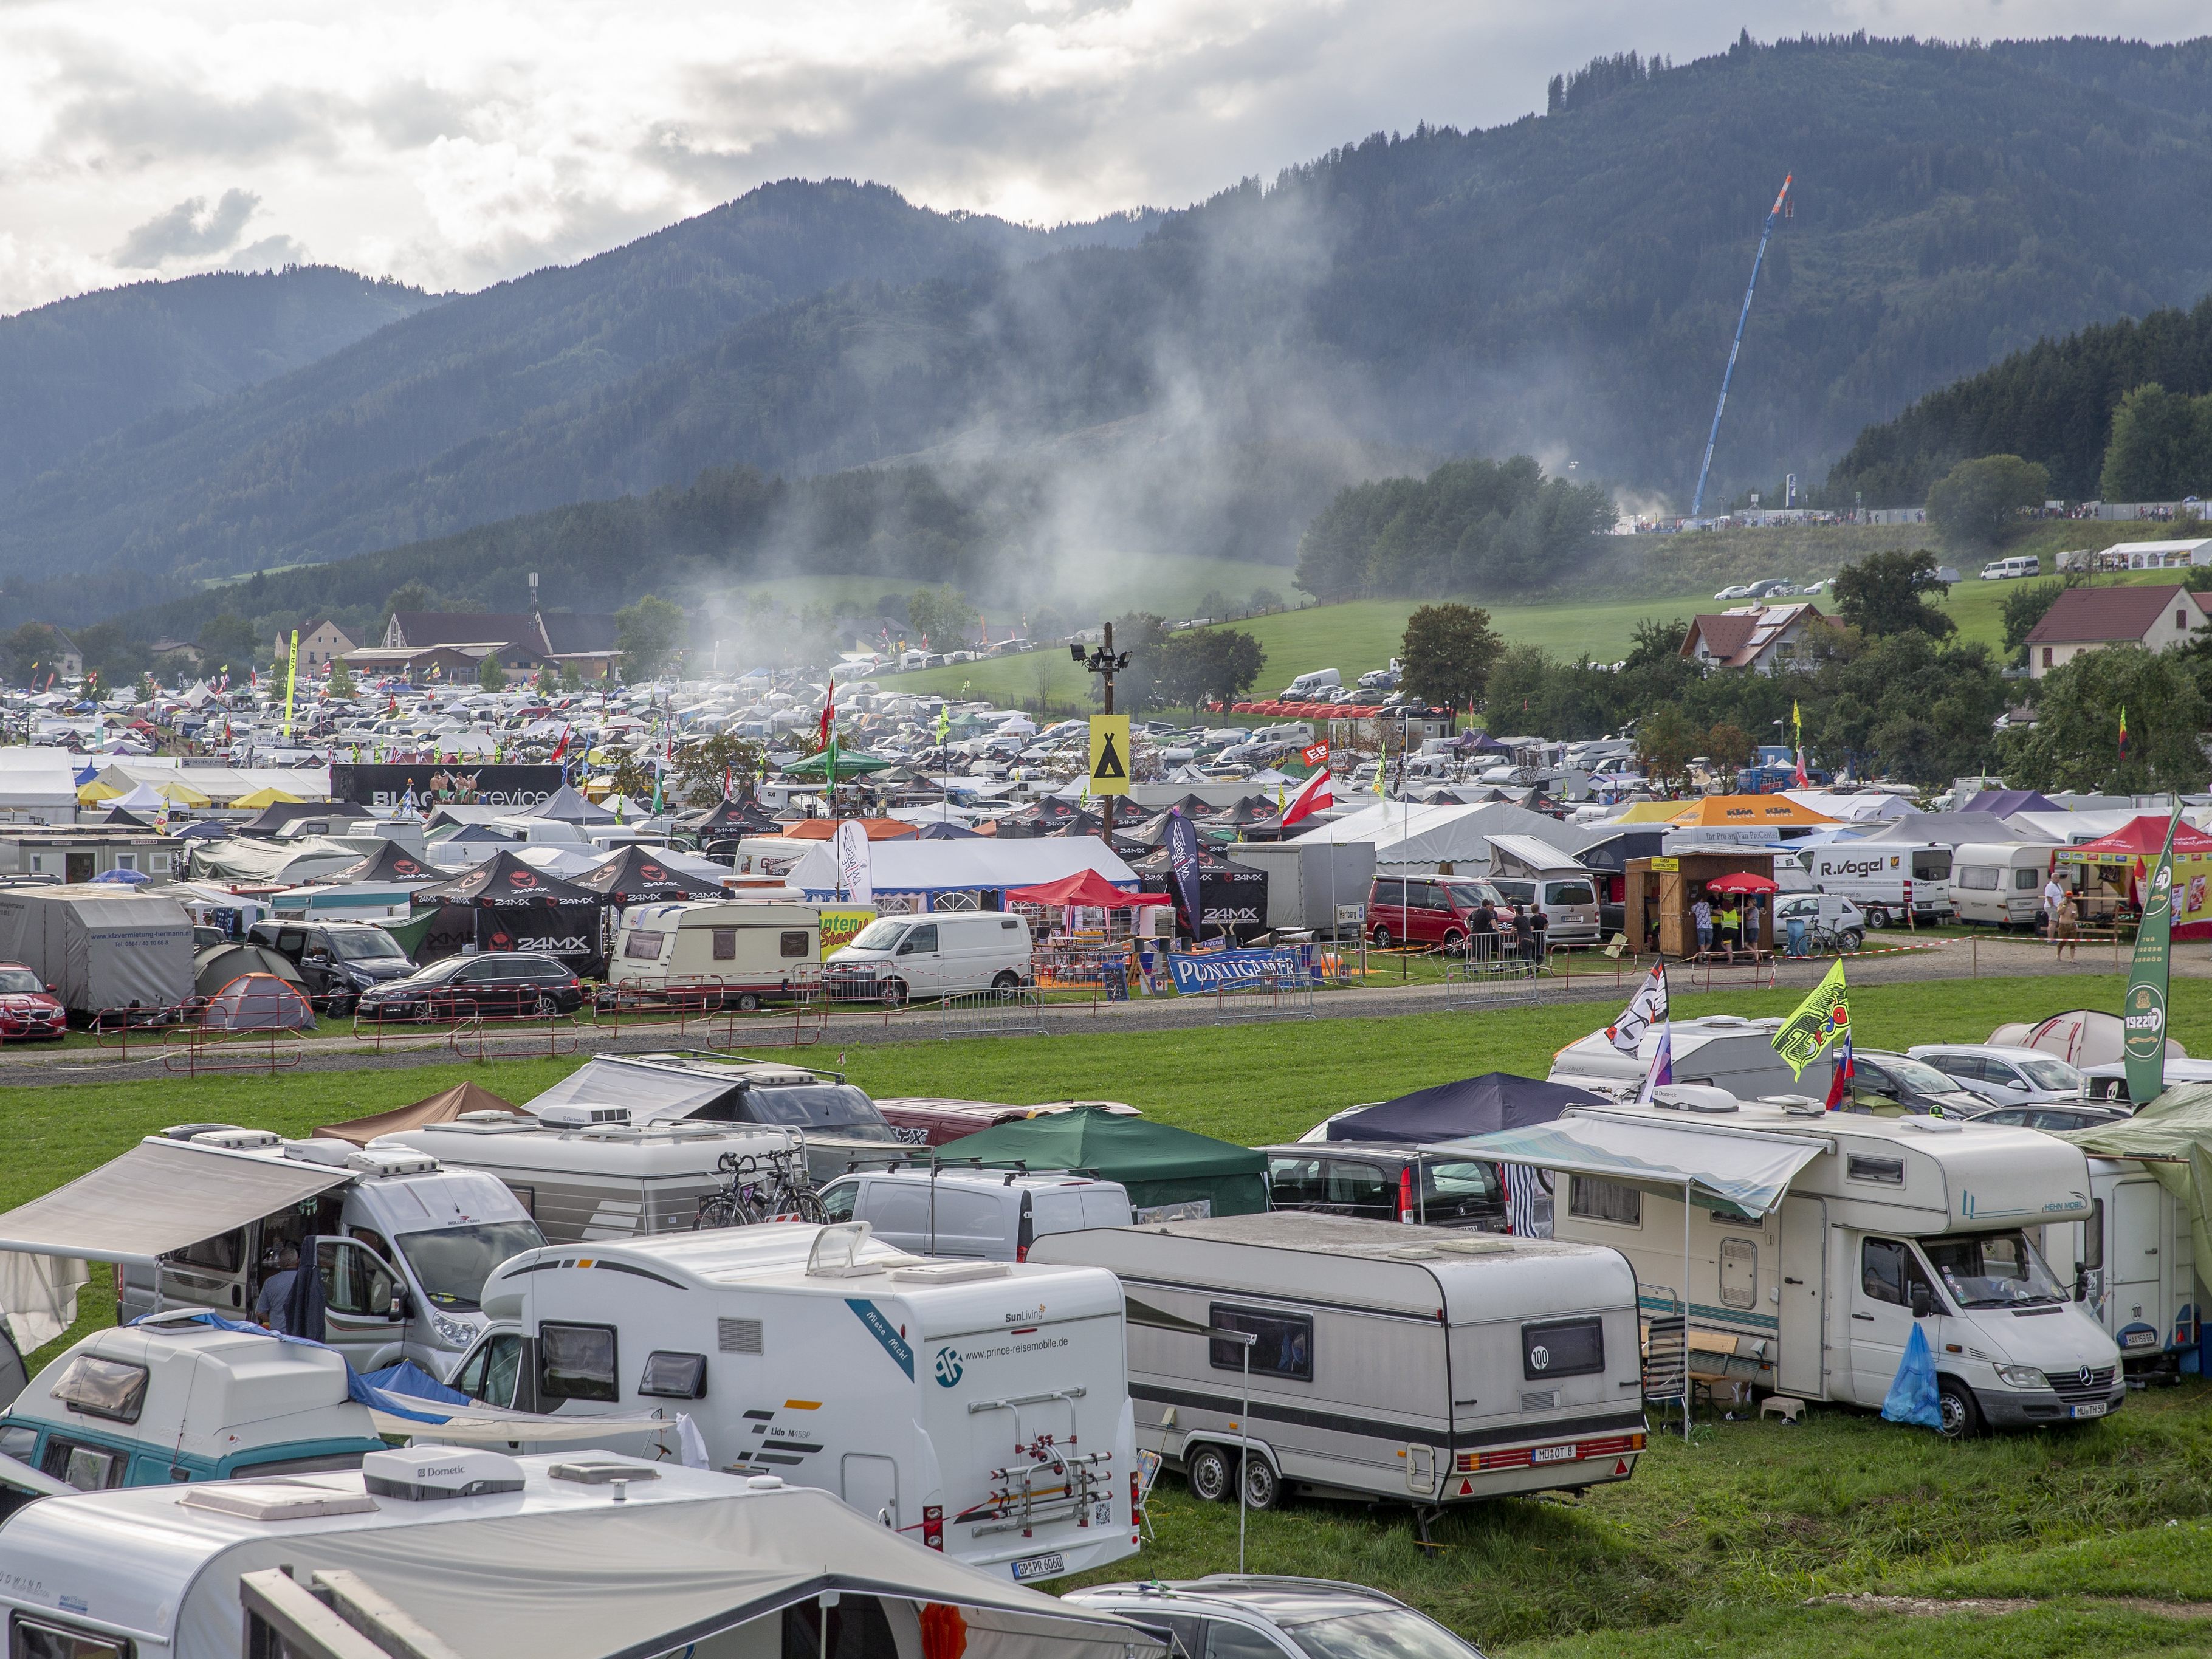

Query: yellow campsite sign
left=1088, top=715, right=1132, bottom=795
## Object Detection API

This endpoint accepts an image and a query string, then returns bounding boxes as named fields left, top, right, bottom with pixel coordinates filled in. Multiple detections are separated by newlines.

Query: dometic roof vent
left=281, top=1138, right=359, bottom=1167
left=188, top=1128, right=283, bottom=1151
left=548, top=1461, right=662, bottom=1486
left=347, top=1146, right=440, bottom=1178
left=890, top=1261, right=1010, bottom=1285
left=182, top=1483, right=377, bottom=1522
left=362, top=1448, right=524, bottom=1502
left=537, top=1103, right=633, bottom=1129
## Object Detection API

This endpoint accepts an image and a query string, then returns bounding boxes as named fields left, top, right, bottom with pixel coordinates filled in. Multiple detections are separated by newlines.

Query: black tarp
left=1322, top=1071, right=1607, bottom=1144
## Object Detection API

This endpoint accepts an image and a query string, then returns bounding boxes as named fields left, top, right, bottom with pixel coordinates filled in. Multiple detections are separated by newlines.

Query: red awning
left=1005, top=872, right=1174, bottom=908
left=2073, top=815, right=2212, bottom=859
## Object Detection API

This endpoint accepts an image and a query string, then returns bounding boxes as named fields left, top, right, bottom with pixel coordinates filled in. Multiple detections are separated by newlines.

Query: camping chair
left=1642, top=1314, right=1689, bottom=1437
left=1134, top=1449, right=1165, bottom=1543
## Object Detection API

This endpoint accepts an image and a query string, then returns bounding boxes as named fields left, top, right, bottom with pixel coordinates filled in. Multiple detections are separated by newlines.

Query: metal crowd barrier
left=938, top=985, right=1050, bottom=1041
left=1211, top=971, right=1318, bottom=1022
left=1441, top=950, right=1542, bottom=1009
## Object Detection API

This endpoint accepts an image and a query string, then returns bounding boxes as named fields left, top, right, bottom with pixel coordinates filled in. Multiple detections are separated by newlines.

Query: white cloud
left=0, top=0, right=2202, bottom=312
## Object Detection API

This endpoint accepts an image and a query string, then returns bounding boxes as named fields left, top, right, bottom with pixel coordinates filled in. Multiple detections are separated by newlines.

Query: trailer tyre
left=736, top=992, right=761, bottom=1012
left=1865, top=907, right=1890, bottom=930
left=1186, top=1444, right=1234, bottom=1503
left=1937, top=1378, right=1983, bottom=1440
left=1240, top=1454, right=1281, bottom=1511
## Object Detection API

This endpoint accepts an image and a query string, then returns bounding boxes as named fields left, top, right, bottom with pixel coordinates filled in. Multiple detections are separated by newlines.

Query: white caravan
left=1484, top=1100, right=2123, bottom=1435
left=1799, top=842, right=1953, bottom=927
left=1029, top=1213, right=1647, bottom=1515
left=458, top=1221, right=1139, bottom=1583
left=1550, top=1015, right=1805, bottom=1101
left=606, top=899, right=828, bottom=1009
left=1948, top=842, right=2062, bottom=929
left=0, top=1449, right=1157, bottom=1659
left=2041, top=1159, right=2203, bottom=1378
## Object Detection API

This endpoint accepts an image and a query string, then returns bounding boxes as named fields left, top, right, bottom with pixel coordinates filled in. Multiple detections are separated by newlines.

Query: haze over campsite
left=5, top=9, right=2212, bottom=1659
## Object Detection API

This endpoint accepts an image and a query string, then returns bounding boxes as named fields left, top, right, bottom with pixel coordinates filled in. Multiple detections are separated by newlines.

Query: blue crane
left=1688, top=173, right=1792, bottom=521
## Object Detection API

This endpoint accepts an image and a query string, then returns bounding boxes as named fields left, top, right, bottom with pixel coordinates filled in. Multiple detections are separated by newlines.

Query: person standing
left=2054, top=893, right=2081, bottom=960
left=1718, top=898, right=1743, bottom=959
left=2042, top=871, right=2067, bottom=938
left=1691, top=893, right=1714, bottom=957
left=253, top=1244, right=300, bottom=1334
left=1742, top=896, right=1764, bottom=958
left=1469, top=897, right=1497, bottom=961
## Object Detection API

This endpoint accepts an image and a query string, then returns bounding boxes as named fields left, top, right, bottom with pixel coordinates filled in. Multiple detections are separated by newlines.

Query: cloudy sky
left=0, top=0, right=2201, bottom=315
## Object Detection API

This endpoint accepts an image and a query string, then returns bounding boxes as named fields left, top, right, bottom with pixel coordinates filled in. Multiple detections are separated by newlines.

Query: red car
left=1364, top=877, right=1516, bottom=952
left=0, top=963, right=67, bottom=1040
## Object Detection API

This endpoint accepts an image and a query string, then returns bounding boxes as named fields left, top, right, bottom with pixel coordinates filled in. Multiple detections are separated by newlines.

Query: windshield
left=0, top=969, right=43, bottom=994
left=2020, top=1057, right=2083, bottom=1091
left=744, top=1083, right=895, bottom=1140
left=1923, top=1231, right=2068, bottom=1310
left=331, top=930, right=405, bottom=960
left=847, top=919, right=907, bottom=952
left=1286, top=1610, right=1475, bottom=1659
left=396, top=1221, right=546, bottom=1310
left=1875, top=1055, right=1966, bottom=1096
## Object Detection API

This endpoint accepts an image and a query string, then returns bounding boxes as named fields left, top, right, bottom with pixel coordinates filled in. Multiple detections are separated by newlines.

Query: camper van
left=818, top=1168, right=1135, bottom=1260
left=1533, top=1101, right=2123, bottom=1435
left=2042, top=1159, right=2205, bottom=1377
left=457, top=1222, right=1139, bottom=1582
left=1029, top=1213, right=1647, bottom=1512
left=0, top=1129, right=545, bottom=1381
left=822, top=913, right=1034, bottom=1005
left=1948, top=843, right=2063, bottom=929
left=1279, top=669, right=1342, bottom=700
left=1979, top=555, right=2041, bottom=580
left=606, top=899, right=829, bottom=1010
left=1801, top=842, right=1953, bottom=927
left=1550, top=1015, right=1804, bottom=1101
left=519, top=1053, right=923, bottom=1187
left=386, top=1115, right=804, bottom=1243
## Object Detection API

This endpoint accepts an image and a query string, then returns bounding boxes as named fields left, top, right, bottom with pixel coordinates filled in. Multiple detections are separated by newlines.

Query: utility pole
left=1072, top=622, right=1133, bottom=853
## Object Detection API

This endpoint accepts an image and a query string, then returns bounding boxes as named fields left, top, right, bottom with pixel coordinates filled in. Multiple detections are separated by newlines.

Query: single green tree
left=196, top=612, right=259, bottom=679
left=327, top=659, right=357, bottom=699
left=907, top=585, right=979, bottom=650
left=3, top=623, right=62, bottom=685
left=1925, top=455, right=2048, bottom=550
left=1398, top=603, right=1503, bottom=716
left=1634, top=705, right=1701, bottom=791
left=1832, top=549, right=1957, bottom=639
left=2003, top=646, right=2208, bottom=794
left=477, top=653, right=507, bottom=692
left=669, top=733, right=767, bottom=808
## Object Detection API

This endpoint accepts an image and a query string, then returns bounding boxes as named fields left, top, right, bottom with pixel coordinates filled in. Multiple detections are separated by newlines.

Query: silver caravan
left=1550, top=1015, right=1803, bottom=1101
left=1029, top=1213, right=1646, bottom=1514
left=1460, top=1100, right=2124, bottom=1436
left=1948, top=842, right=2061, bottom=929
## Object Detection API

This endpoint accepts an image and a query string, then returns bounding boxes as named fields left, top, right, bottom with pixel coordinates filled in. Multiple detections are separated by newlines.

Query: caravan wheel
left=735, top=992, right=761, bottom=1012
left=1186, top=1444, right=1233, bottom=1503
left=1240, top=1455, right=1281, bottom=1511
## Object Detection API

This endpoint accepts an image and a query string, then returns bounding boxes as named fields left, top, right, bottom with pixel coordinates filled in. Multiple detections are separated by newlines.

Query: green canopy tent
left=933, top=1106, right=1267, bottom=1218
left=779, top=750, right=896, bottom=777
left=2064, top=1082, right=2212, bottom=1287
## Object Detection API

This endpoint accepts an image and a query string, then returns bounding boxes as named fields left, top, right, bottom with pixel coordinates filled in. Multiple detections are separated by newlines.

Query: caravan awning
left=1432, top=1113, right=1831, bottom=1218
left=0, top=1139, right=355, bottom=1266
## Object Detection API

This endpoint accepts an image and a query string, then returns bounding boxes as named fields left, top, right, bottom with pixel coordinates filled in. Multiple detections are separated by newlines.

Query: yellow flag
left=282, top=630, right=299, bottom=737
left=1772, top=959, right=1848, bottom=1077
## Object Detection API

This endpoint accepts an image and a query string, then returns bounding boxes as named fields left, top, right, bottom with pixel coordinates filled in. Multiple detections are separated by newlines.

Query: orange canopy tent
left=1669, top=794, right=1839, bottom=829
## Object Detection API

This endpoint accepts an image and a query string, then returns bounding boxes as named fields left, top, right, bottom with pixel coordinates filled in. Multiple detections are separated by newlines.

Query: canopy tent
left=1324, top=1073, right=1607, bottom=1144
left=2060, top=814, right=2212, bottom=860
left=2067, top=1083, right=2212, bottom=1316
left=1962, top=788, right=2063, bottom=817
left=192, top=943, right=304, bottom=1000
left=1005, top=871, right=1175, bottom=908
left=936, top=1106, right=1268, bottom=1217
left=527, top=783, right=618, bottom=824
left=1606, top=800, right=1695, bottom=825
left=915, top=820, right=981, bottom=839
left=684, top=798, right=781, bottom=836
left=785, top=837, right=1140, bottom=901
left=1781, top=789, right=1921, bottom=822
left=413, top=848, right=599, bottom=907
left=0, top=749, right=86, bottom=816
left=229, top=785, right=303, bottom=809
left=1298, top=800, right=1575, bottom=871
left=99, top=808, right=157, bottom=829
left=201, top=972, right=316, bottom=1031
left=319, top=1080, right=520, bottom=1146
left=0, top=1137, right=355, bottom=1267
left=1668, top=794, right=1839, bottom=829
left=188, top=835, right=367, bottom=888
left=573, top=843, right=729, bottom=906
left=779, top=749, right=896, bottom=776
left=1857, top=810, right=2032, bottom=847
left=2056, top=815, right=2212, bottom=936
left=329, top=840, right=441, bottom=884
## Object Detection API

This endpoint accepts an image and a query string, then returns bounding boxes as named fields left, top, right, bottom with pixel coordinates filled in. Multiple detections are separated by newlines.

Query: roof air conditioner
left=362, top=1447, right=525, bottom=1502
left=537, top=1104, right=633, bottom=1128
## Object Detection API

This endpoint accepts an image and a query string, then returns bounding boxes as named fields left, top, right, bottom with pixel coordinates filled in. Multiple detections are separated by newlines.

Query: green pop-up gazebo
left=934, top=1105, right=1268, bottom=1218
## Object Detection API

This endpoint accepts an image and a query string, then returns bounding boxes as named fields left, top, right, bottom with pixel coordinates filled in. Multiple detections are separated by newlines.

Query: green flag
left=2124, top=807, right=2183, bottom=1105
left=1773, top=959, right=1850, bottom=1078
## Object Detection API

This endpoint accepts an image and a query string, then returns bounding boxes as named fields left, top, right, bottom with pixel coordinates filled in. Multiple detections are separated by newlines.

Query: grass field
left=14, top=970, right=2208, bottom=1656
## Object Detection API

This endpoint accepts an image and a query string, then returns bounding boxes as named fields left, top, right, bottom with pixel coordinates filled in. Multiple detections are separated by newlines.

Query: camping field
left=12, top=970, right=2212, bottom=1656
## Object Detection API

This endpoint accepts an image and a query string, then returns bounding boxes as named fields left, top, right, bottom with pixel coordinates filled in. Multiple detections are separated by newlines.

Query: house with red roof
left=2022, top=584, right=2211, bottom=679
left=1679, top=603, right=1837, bottom=673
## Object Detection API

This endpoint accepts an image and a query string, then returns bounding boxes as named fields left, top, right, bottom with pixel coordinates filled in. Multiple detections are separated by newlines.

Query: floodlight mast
left=1688, top=173, right=1793, bottom=522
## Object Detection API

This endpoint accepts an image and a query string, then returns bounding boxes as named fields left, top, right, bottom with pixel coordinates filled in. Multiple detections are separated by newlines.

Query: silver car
left=1062, top=1577, right=1486, bottom=1659
left=1906, top=1043, right=2086, bottom=1107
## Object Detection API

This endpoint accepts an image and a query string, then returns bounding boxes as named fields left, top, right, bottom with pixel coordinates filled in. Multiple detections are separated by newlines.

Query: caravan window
left=1521, top=1316, right=1604, bottom=1380
left=637, top=1352, right=708, bottom=1399
left=540, top=1322, right=619, bottom=1401
left=781, top=931, right=809, bottom=958
left=1568, top=1176, right=1641, bottom=1228
left=13, top=1615, right=132, bottom=1658
left=713, top=929, right=737, bottom=960
left=1956, top=868, right=1999, bottom=891
left=2013, top=867, right=2043, bottom=891
left=623, top=931, right=669, bottom=961
left=1209, top=1305, right=1313, bottom=1382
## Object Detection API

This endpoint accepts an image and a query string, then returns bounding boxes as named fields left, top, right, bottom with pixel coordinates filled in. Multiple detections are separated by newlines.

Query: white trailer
left=606, top=899, right=828, bottom=1009
left=1949, top=842, right=2063, bottom=929
left=1550, top=1015, right=1807, bottom=1101
left=465, top=1221, right=1139, bottom=1584
left=1447, top=1101, right=2125, bottom=1436
left=1028, top=1212, right=1647, bottom=1514
left=1797, top=841, right=1953, bottom=927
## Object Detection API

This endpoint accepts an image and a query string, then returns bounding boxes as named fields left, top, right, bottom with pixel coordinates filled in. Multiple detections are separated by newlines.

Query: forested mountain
left=0, top=267, right=439, bottom=496
left=1294, top=458, right=1613, bottom=599
left=1824, top=299, right=2212, bottom=504
left=18, top=32, right=2212, bottom=624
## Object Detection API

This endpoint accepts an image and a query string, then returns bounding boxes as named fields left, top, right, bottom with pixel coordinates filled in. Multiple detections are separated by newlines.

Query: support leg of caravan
left=1413, top=1506, right=1443, bottom=1557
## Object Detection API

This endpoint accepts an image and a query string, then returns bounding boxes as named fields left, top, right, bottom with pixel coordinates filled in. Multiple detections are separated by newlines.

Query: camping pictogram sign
left=1088, top=715, right=1131, bottom=796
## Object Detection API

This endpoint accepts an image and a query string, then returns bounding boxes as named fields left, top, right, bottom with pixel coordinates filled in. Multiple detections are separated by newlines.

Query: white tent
left=787, top=836, right=1139, bottom=899
left=1300, top=800, right=1579, bottom=873
left=0, top=750, right=80, bottom=817
left=1782, top=790, right=1920, bottom=823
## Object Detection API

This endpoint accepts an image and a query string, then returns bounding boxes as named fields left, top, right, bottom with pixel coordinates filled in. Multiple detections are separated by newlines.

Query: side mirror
left=43, top=985, right=55, bottom=996
left=388, top=1288, right=409, bottom=1321
left=1909, top=1283, right=1934, bottom=1321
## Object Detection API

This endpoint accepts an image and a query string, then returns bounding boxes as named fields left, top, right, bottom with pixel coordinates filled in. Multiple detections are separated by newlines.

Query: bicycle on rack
left=694, top=1145, right=828, bottom=1230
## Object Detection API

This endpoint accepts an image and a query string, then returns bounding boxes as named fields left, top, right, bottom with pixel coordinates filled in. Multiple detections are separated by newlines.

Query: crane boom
left=1688, top=172, right=1792, bottom=521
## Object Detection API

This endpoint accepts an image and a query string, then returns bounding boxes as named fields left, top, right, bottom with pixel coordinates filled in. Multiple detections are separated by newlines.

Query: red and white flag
left=1280, top=767, right=1335, bottom=827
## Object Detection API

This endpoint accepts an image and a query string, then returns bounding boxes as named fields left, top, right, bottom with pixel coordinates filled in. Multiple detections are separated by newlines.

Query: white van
left=1280, top=668, right=1342, bottom=699
left=823, top=912, right=1033, bottom=1005
left=1979, top=555, right=2040, bottom=580
left=1487, top=873, right=1602, bottom=946
left=606, top=899, right=830, bottom=1009
left=1803, top=842, right=1952, bottom=927
left=819, top=1169, right=1133, bottom=1259
left=1948, top=842, right=2062, bottom=929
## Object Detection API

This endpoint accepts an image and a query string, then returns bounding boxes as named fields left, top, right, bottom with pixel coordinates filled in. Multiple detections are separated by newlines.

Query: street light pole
left=1071, top=623, right=1133, bottom=855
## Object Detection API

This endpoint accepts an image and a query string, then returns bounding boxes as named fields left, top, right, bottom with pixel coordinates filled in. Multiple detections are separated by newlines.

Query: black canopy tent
left=329, top=840, right=439, bottom=884
left=572, top=843, right=728, bottom=907
left=411, top=850, right=605, bottom=970
left=1324, top=1071, right=1605, bottom=1144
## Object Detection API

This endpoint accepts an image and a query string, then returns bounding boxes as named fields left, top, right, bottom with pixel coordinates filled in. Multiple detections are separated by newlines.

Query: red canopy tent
left=1005, top=871, right=1174, bottom=908
left=2070, top=816, right=2212, bottom=858
left=2060, top=814, right=2212, bottom=938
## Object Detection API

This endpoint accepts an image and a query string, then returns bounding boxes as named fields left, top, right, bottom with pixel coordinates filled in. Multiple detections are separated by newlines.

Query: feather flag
left=1823, top=1031, right=1856, bottom=1111
left=1606, top=962, right=1669, bottom=1054
left=1635, top=1020, right=1674, bottom=1104
left=2118, top=705, right=2129, bottom=761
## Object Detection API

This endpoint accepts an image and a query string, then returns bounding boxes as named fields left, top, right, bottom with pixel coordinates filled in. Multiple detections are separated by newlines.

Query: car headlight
left=1995, top=1364, right=2045, bottom=1389
left=431, top=1313, right=476, bottom=1348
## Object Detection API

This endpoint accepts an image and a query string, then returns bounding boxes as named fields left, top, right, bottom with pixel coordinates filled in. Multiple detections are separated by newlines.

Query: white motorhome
left=1799, top=842, right=1953, bottom=927
left=1550, top=1015, right=1806, bottom=1101
left=2041, top=1158, right=2203, bottom=1377
left=1490, top=1100, right=2124, bottom=1435
left=458, top=1221, right=1139, bottom=1584
left=1948, top=842, right=2063, bottom=929
left=823, top=913, right=1034, bottom=1005
left=606, top=899, right=829, bottom=1009
left=820, top=1169, right=1134, bottom=1260
left=0, top=1449, right=1153, bottom=1659
left=386, top=1113, right=803, bottom=1243
left=0, top=1129, right=542, bottom=1381
left=1029, top=1213, right=1647, bottom=1514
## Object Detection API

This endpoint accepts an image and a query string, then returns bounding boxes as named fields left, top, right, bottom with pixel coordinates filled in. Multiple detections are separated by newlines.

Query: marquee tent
left=785, top=837, right=1139, bottom=902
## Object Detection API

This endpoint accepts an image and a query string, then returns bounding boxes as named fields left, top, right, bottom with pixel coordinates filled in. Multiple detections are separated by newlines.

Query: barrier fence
left=939, top=985, right=1051, bottom=1041
left=1441, top=952, right=1542, bottom=1009
left=1212, top=971, right=1317, bottom=1022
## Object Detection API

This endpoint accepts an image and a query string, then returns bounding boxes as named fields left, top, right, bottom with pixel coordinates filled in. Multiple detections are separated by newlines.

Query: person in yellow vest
left=1717, top=899, right=1743, bottom=960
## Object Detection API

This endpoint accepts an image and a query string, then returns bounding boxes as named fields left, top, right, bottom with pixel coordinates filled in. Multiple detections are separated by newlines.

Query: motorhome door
left=1776, top=1197, right=1824, bottom=1395
left=314, top=1238, right=407, bottom=1368
left=842, top=1452, right=899, bottom=1528
left=2109, top=1181, right=2163, bottom=1333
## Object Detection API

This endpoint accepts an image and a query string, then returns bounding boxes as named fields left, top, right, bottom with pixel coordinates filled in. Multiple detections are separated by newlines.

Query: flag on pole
left=1823, top=1031, right=1856, bottom=1111
left=2123, top=805, right=2183, bottom=1106
left=1280, top=767, right=1335, bottom=828
left=1635, top=1020, right=1674, bottom=1104
left=1773, top=959, right=1850, bottom=1077
left=2118, top=705, right=2130, bottom=761
left=817, top=679, right=839, bottom=794
left=1606, top=962, right=1669, bottom=1054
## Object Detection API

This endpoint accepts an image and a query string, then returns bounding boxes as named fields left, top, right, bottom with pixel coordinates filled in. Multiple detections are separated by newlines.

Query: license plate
left=2123, top=1330, right=2159, bottom=1348
left=1531, top=1443, right=1578, bottom=1463
left=2070, top=1401, right=2107, bottom=1420
left=1010, top=1553, right=1065, bottom=1581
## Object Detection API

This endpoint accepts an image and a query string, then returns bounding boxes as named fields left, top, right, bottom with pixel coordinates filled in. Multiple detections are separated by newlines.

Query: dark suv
left=247, top=921, right=416, bottom=1014
left=355, top=952, right=582, bottom=1021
